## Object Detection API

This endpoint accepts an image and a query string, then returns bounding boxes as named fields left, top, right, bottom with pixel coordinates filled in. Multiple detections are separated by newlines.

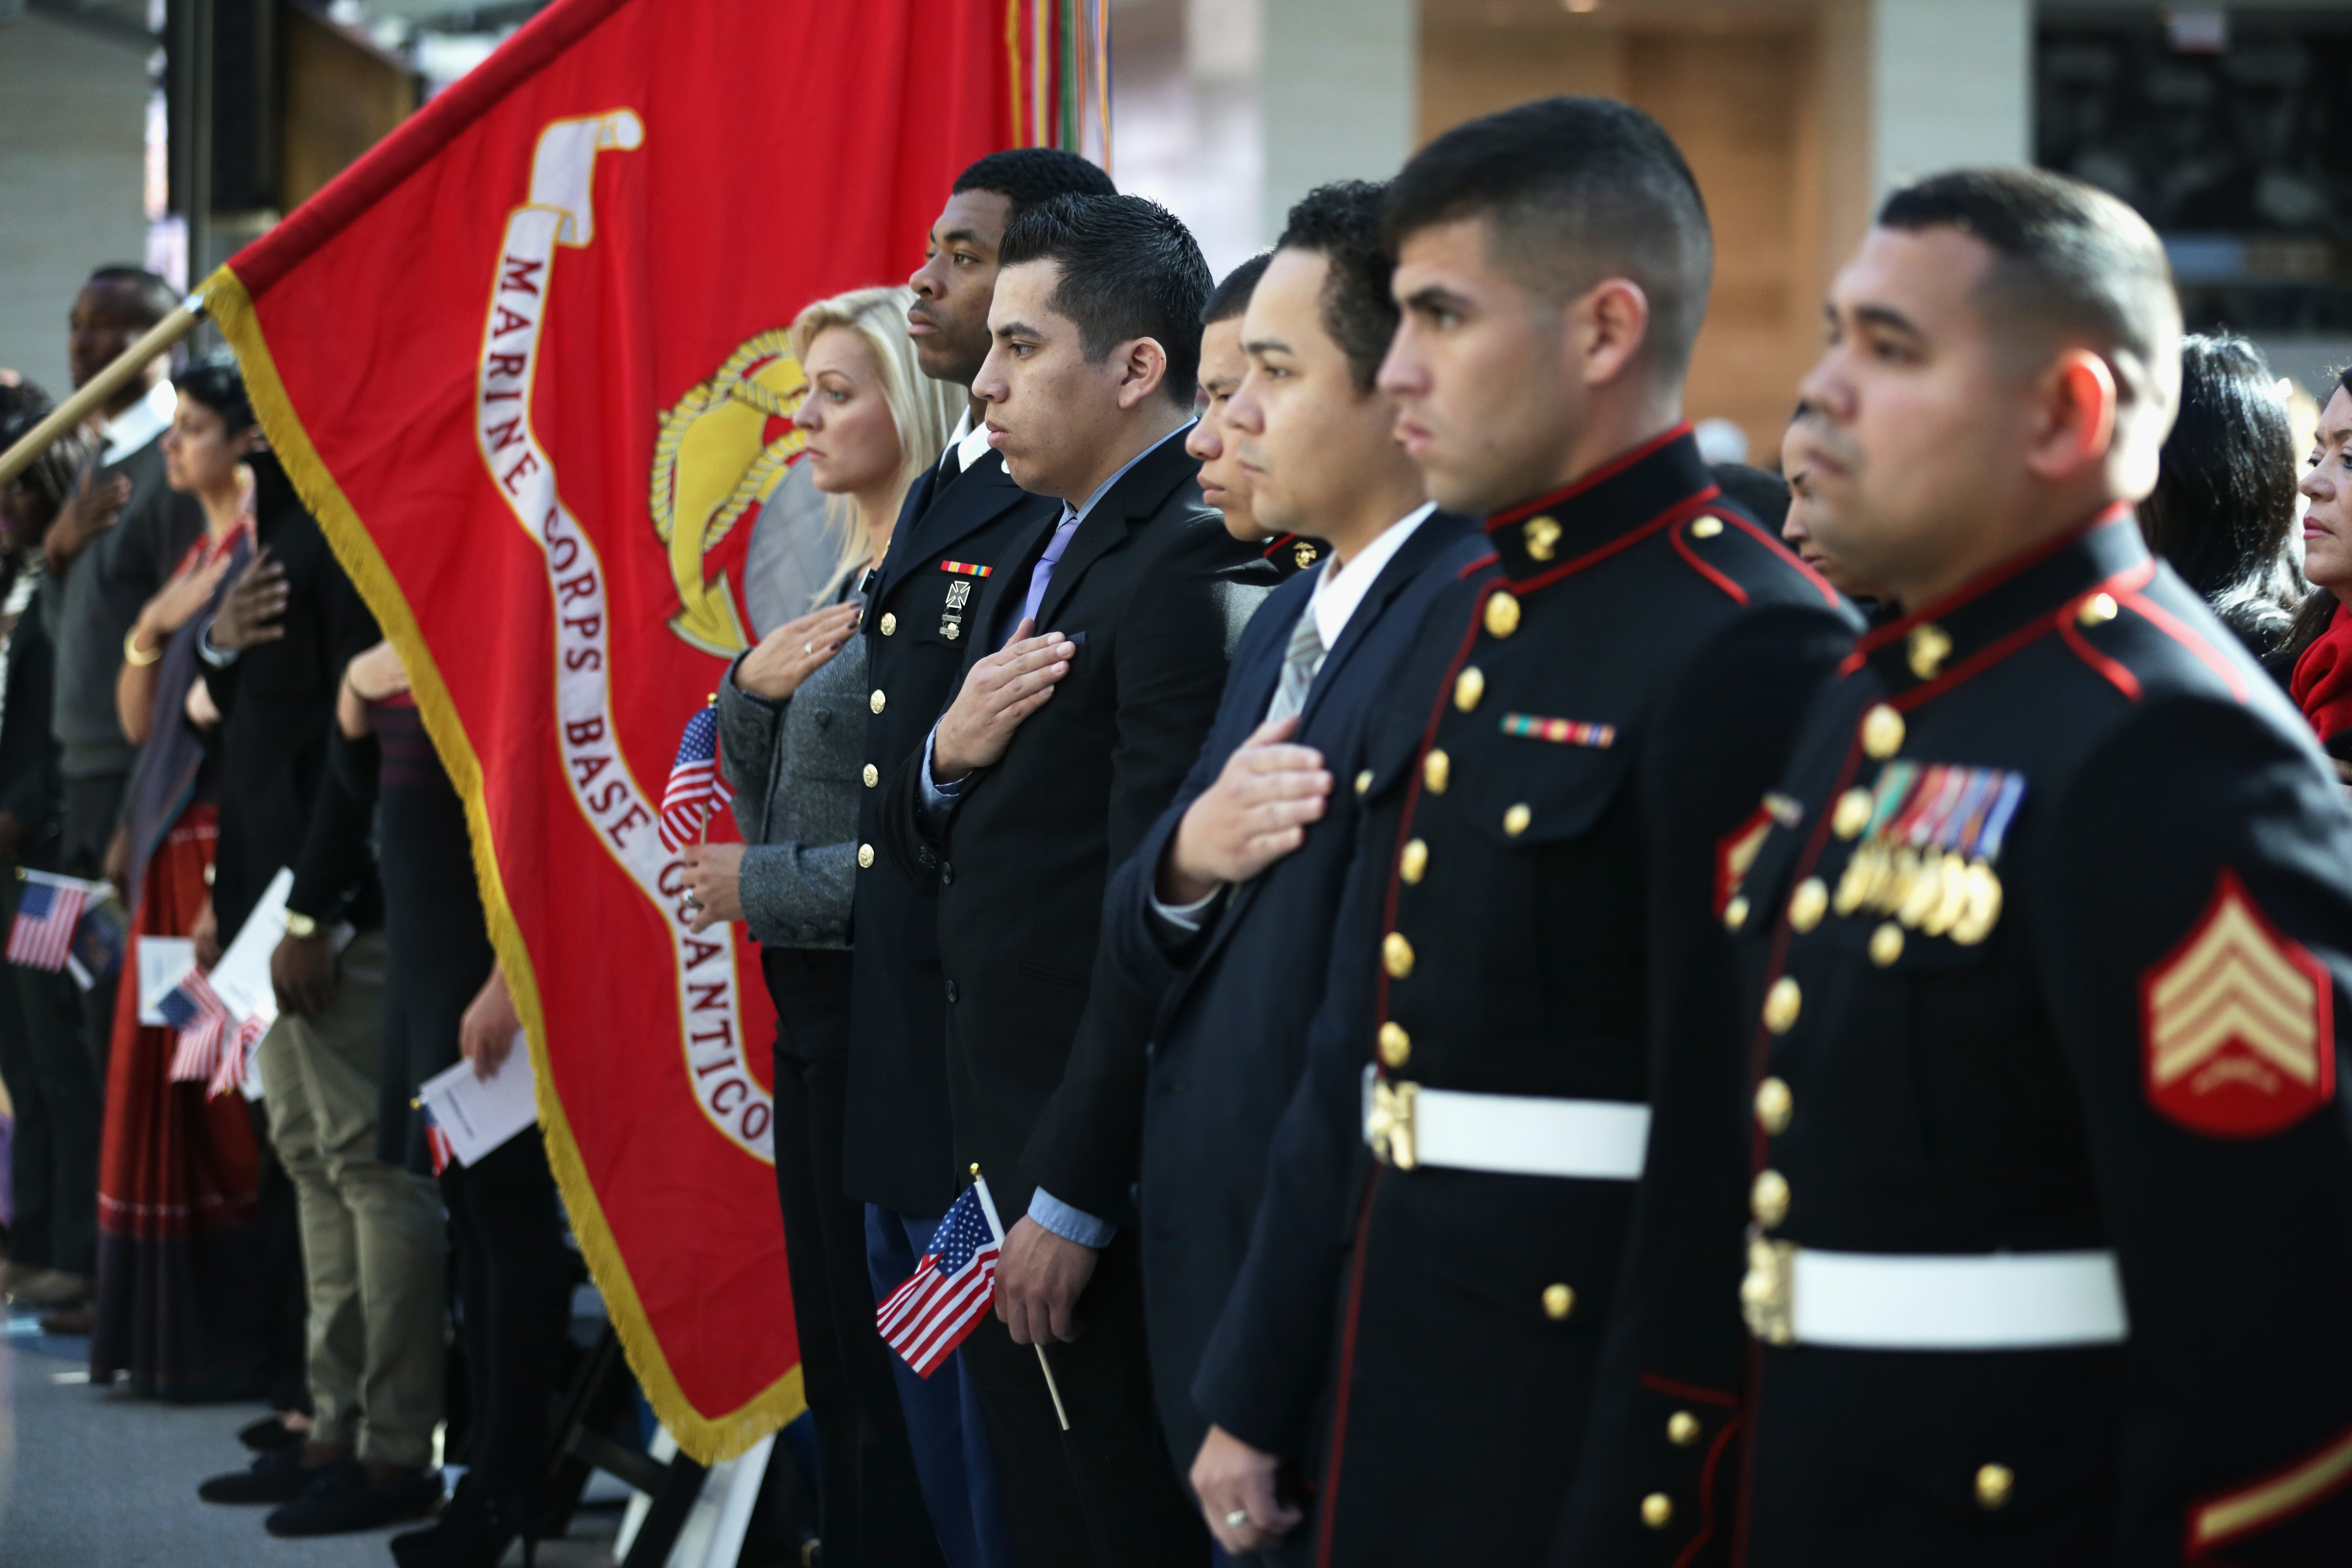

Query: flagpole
left=0, top=289, right=211, bottom=488
left=971, top=1163, right=1071, bottom=1431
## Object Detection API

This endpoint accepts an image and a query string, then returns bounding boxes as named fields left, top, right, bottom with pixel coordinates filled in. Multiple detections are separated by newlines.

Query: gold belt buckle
left=1741, top=1230, right=1795, bottom=1346
left=1366, top=1078, right=1419, bottom=1170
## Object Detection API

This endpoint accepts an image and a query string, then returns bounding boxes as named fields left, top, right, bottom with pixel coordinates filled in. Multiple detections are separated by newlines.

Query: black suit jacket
left=1023, top=510, right=1479, bottom=1469
left=0, top=575, right=62, bottom=872
left=875, top=428, right=1282, bottom=1221
left=846, top=445, right=1061, bottom=1216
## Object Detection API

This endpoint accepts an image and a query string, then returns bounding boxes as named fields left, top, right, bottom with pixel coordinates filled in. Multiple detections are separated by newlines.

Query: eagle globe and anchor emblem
left=650, top=332, right=812, bottom=655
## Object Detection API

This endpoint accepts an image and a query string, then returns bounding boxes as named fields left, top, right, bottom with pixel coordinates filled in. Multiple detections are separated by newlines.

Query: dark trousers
left=58, top=772, right=124, bottom=1084
left=765, top=947, right=944, bottom=1568
left=867, top=1206, right=1016, bottom=1568
left=0, top=878, right=99, bottom=1276
left=961, top=1229, right=1208, bottom=1568
left=442, top=1127, right=573, bottom=1493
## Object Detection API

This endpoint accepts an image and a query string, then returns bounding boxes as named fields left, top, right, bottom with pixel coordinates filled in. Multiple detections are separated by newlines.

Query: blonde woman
left=679, top=285, right=960, bottom=1564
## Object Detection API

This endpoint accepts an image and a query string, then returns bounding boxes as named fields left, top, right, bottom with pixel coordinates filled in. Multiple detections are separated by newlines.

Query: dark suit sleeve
left=1552, top=602, right=1853, bottom=1568
left=2032, top=696, right=2352, bottom=1564
left=286, top=560, right=381, bottom=921
left=0, top=599, right=58, bottom=834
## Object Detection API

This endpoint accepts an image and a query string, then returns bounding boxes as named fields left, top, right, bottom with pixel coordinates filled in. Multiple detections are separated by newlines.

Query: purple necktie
left=1011, top=506, right=1083, bottom=640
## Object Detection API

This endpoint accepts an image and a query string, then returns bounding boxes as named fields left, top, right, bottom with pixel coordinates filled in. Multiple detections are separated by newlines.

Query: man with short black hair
left=1709, top=166, right=2352, bottom=1565
left=876, top=191, right=1281, bottom=1567
left=854, top=146, right=1112, bottom=1568
left=1187, top=252, right=1276, bottom=546
left=1192, top=99, right=1855, bottom=1564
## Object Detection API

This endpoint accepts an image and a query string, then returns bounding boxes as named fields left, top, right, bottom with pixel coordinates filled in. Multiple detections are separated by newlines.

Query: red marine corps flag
left=203, top=0, right=1104, bottom=1459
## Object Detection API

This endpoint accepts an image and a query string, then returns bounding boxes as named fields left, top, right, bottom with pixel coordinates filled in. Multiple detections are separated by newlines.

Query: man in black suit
left=875, top=193, right=1281, bottom=1567
left=852, top=146, right=1110, bottom=1568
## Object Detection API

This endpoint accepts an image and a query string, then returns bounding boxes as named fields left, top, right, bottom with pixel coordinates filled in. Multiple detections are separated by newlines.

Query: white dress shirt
left=100, top=379, right=176, bottom=467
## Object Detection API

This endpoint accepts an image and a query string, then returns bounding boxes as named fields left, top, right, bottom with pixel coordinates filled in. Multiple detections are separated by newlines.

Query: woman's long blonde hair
left=789, top=285, right=964, bottom=591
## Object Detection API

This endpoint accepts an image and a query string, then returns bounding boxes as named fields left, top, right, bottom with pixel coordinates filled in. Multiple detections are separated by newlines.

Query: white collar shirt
left=100, top=379, right=176, bottom=467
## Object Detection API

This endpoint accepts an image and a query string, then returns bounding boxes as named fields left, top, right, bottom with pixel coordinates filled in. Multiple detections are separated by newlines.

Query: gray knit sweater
left=716, top=624, right=867, bottom=950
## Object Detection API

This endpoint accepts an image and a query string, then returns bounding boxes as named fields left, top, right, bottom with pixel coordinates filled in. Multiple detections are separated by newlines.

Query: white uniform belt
left=1788, top=1246, right=2129, bottom=1350
left=1361, top=1066, right=1649, bottom=1179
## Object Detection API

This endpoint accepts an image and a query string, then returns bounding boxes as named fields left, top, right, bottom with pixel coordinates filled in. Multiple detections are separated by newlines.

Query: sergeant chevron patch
left=2140, top=869, right=2334, bottom=1138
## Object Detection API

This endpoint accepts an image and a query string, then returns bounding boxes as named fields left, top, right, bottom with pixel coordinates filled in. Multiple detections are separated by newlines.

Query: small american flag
left=658, top=704, right=735, bottom=854
left=877, top=1178, right=1004, bottom=1377
left=161, top=968, right=233, bottom=1085
left=8, top=872, right=94, bottom=972
left=421, top=1106, right=455, bottom=1176
left=210, top=1014, right=268, bottom=1100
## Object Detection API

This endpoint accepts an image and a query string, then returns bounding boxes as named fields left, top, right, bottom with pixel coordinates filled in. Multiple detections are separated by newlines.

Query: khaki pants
left=258, top=928, right=446, bottom=1468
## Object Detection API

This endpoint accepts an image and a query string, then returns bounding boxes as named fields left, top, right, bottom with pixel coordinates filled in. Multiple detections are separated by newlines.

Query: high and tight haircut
left=1383, top=96, right=1713, bottom=385
left=1000, top=193, right=1213, bottom=407
left=952, top=148, right=1116, bottom=223
left=85, top=265, right=179, bottom=328
left=174, top=352, right=256, bottom=437
left=1203, top=251, right=1274, bottom=327
left=1277, top=181, right=1399, bottom=395
left=1875, top=168, right=2181, bottom=424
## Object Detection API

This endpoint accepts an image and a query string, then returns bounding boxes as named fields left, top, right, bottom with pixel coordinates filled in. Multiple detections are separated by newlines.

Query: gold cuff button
left=1754, top=1076, right=1793, bottom=1136
left=1399, top=838, right=1428, bottom=884
left=1975, top=1463, right=2013, bottom=1510
left=2078, top=592, right=2117, bottom=626
left=857, top=844, right=875, bottom=869
left=1354, top=768, right=1374, bottom=796
left=1454, top=666, right=1485, bottom=712
left=1869, top=922, right=1904, bottom=967
left=1422, top=749, right=1450, bottom=794
left=1666, top=1411, right=1702, bottom=1448
left=1382, top=932, right=1415, bottom=980
left=1833, top=787, right=1873, bottom=840
left=1788, top=877, right=1828, bottom=933
left=1503, top=803, right=1531, bottom=837
left=1763, top=975, right=1801, bottom=1033
left=1641, top=1493, right=1673, bottom=1529
left=1541, top=1283, right=1575, bottom=1320
left=1861, top=703, right=1904, bottom=759
left=1724, top=895, right=1750, bottom=932
left=869, top=689, right=887, bottom=715
left=880, top=612, right=897, bottom=636
left=862, top=764, right=879, bottom=788
left=1690, top=516, right=1723, bottom=539
left=1483, top=591, right=1521, bottom=639
left=1378, top=1022, right=1411, bottom=1069
left=1751, top=1168, right=1790, bottom=1229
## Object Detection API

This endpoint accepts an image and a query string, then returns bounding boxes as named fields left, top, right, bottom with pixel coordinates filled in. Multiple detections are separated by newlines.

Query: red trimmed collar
left=1480, top=423, right=1711, bottom=582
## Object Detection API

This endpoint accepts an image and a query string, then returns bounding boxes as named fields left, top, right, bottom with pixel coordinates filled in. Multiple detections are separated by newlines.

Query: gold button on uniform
left=857, top=844, right=875, bottom=869
left=1503, top=803, right=1531, bottom=837
left=1690, top=516, right=1723, bottom=539
left=2078, top=592, right=2117, bottom=626
left=1484, top=592, right=1521, bottom=639
left=880, top=612, right=897, bottom=636
left=862, top=764, right=879, bottom=788
left=1975, top=1463, right=2014, bottom=1510
left=869, top=689, right=887, bottom=715
left=1907, top=622, right=1953, bottom=680
left=1788, top=877, right=1828, bottom=932
left=1423, top=750, right=1450, bottom=794
left=1833, top=788, right=1873, bottom=840
left=1870, top=922, right=1905, bottom=966
left=1523, top=515, right=1561, bottom=561
left=1755, top=1076, right=1793, bottom=1135
left=1862, top=703, right=1904, bottom=759
left=1751, top=1168, right=1790, bottom=1229
left=1400, top=839, right=1428, bottom=884
left=1379, top=1022, right=1411, bottom=1069
left=1764, top=976, right=1802, bottom=1033
left=1666, top=1411, right=1702, bottom=1448
left=1383, top=932, right=1415, bottom=980
left=1454, top=666, right=1485, bottom=712
left=1642, top=1494, right=1674, bottom=1529
left=1541, top=1283, right=1575, bottom=1320
left=1354, top=768, right=1374, bottom=796
left=1724, top=896, right=1750, bottom=932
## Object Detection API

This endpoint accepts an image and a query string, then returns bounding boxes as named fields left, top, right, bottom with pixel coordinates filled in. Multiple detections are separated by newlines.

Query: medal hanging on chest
left=1831, top=762, right=2024, bottom=945
left=940, top=577, right=971, bottom=641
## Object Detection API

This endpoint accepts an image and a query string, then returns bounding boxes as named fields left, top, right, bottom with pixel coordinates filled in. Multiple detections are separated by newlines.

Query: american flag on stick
left=161, top=967, right=234, bottom=1085
left=210, top=1014, right=268, bottom=1100
left=877, top=1175, right=1005, bottom=1379
left=657, top=702, right=734, bottom=855
left=7, top=871, right=96, bottom=972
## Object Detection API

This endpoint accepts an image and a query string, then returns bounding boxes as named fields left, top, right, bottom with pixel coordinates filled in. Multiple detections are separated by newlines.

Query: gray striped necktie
left=1266, top=605, right=1325, bottom=724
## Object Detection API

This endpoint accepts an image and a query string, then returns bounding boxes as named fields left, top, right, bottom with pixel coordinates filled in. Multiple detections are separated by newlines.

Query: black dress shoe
left=265, top=1459, right=443, bottom=1538
left=390, top=1475, right=546, bottom=1568
left=238, top=1414, right=304, bottom=1452
left=198, top=1445, right=312, bottom=1504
